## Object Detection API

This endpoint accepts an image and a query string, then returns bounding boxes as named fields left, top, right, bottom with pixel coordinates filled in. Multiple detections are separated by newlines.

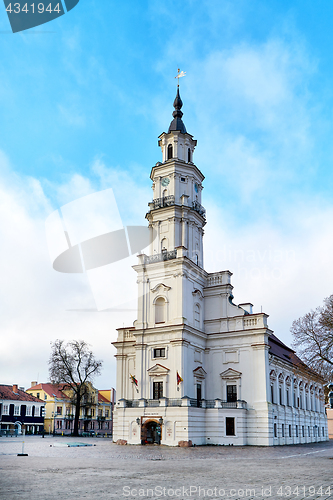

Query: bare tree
left=291, top=295, right=333, bottom=381
left=49, top=340, right=102, bottom=436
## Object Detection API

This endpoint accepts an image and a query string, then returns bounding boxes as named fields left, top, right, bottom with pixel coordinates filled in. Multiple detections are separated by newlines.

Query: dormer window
left=167, top=144, right=173, bottom=160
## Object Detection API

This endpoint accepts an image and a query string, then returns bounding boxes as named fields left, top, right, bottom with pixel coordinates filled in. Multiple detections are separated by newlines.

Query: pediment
left=151, top=283, right=171, bottom=293
left=193, top=366, right=206, bottom=378
left=192, top=289, right=203, bottom=300
left=220, top=368, right=242, bottom=379
left=147, top=363, right=170, bottom=376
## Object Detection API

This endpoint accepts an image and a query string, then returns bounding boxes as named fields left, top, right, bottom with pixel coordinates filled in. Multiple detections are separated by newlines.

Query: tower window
left=155, top=297, right=166, bottom=324
left=167, top=144, right=173, bottom=160
left=194, top=304, right=200, bottom=328
left=227, top=385, right=237, bottom=403
left=188, top=148, right=191, bottom=162
left=153, top=381, right=163, bottom=399
left=180, top=177, right=186, bottom=182
left=153, top=348, right=165, bottom=358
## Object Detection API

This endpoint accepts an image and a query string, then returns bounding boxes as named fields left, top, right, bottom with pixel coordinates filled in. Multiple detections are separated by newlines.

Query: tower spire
left=168, top=87, right=187, bottom=134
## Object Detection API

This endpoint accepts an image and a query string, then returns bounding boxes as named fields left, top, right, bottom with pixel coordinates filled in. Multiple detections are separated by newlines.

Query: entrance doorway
left=142, top=420, right=161, bottom=444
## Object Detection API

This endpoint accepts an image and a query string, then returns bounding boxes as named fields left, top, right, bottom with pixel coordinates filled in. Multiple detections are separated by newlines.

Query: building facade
left=112, top=89, right=328, bottom=446
left=26, top=382, right=114, bottom=436
left=0, top=384, right=45, bottom=435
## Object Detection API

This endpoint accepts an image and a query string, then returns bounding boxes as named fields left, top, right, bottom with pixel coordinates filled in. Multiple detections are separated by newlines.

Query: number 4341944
left=6, top=3, right=61, bottom=14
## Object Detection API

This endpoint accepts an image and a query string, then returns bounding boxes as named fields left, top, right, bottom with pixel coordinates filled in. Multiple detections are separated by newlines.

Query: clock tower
left=147, top=87, right=205, bottom=266
left=134, top=88, right=207, bottom=332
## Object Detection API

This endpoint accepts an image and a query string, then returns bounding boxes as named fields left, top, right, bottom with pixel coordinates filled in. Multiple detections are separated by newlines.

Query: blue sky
left=1, top=1, right=333, bottom=389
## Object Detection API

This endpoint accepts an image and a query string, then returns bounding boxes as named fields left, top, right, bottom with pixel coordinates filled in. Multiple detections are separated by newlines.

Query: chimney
left=31, top=381, right=37, bottom=387
left=12, top=384, right=18, bottom=393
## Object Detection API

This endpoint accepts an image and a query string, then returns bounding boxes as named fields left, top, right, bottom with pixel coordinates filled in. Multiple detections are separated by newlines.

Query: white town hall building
left=112, top=89, right=328, bottom=447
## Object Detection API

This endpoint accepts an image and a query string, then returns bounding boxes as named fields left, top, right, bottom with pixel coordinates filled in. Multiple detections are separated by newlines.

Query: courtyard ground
left=0, top=436, right=332, bottom=500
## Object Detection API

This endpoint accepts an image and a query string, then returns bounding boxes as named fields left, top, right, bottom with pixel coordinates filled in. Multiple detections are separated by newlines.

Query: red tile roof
left=0, top=385, right=44, bottom=402
left=98, top=393, right=110, bottom=403
left=26, top=383, right=70, bottom=400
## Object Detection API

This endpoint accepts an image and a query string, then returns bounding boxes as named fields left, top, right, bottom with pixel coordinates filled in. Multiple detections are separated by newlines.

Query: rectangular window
left=26, top=406, right=32, bottom=416
left=98, top=409, right=102, bottom=417
left=271, top=385, right=274, bottom=404
left=153, top=348, right=165, bottom=358
left=286, top=390, right=289, bottom=406
left=300, top=395, right=303, bottom=409
left=302, top=425, right=304, bottom=437
left=105, top=410, right=109, bottom=418
left=2, top=404, right=9, bottom=415
left=14, top=405, right=20, bottom=416
left=56, top=406, right=62, bottom=415
left=36, top=393, right=40, bottom=399
left=34, top=406, right=40, bottom=417
left=296, top=425, right=298, bottom=438
left=153, top=381, right=163, bottom=400
left=180, top=177, right=186, bottom=182
left=308, top=426, right=310, bottom=437
left=297, top=397, right=300, bottom=408
left=279, top=387, right=283, bottom=405
left=227, top=385, right=237, bottom=403
left=293, top=392, right=296, bottom=407
left=226, top=417, right=235, bottom=436
left=196, top=384, right=202, bottom=407
left=274, top=423, right=277, bottom=437
left=289, top=424, right=292, bottom=437
left=322, top=427, right=325, bottom=437
left=44, top=394, right=47, bottom=400
left=282, top=424, right=284, bottom=437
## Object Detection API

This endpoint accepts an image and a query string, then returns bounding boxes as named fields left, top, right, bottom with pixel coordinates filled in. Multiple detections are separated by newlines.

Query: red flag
left=177, top=371, right=183, bottom=385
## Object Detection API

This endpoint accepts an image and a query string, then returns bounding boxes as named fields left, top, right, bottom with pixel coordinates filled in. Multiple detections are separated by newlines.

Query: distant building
left=112, top=90, right=328, bottom=446
left=26, top=382, right=115, bottom=435
left=0, top=384, right=45, bottom=435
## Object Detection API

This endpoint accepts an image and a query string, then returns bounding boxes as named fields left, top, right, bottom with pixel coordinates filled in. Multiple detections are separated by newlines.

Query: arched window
left=155, top=297, right=166, bottom=324
left=167, top=144, right=173, bottom=160
left=194, top=304, right=200, bottom=328
left=161, top=237, right=167, bottom=252
left=188, top=148, right=191, bottom=162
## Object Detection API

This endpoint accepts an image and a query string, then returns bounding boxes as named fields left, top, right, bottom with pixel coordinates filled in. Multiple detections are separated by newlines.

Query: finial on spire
left=175, top=68, right=186, bottom=88
left=168, top=84, right=187, bottom=134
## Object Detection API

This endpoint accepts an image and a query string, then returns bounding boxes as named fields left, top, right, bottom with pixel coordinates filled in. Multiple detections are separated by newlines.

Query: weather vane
left=175, top=68, right=186, bottom=88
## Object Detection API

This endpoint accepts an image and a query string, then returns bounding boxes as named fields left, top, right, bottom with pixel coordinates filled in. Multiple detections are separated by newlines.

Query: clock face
left=194, top=183, right=198, bottom=193
left=161, top=177, right=170, bottom=187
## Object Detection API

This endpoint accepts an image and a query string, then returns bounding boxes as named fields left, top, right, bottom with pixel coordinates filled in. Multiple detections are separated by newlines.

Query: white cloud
left=0, top=155, right=138, bottom=391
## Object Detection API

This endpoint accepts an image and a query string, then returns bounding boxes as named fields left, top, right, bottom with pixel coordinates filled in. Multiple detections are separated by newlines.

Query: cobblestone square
left=0, top=436, right=332, bottom=500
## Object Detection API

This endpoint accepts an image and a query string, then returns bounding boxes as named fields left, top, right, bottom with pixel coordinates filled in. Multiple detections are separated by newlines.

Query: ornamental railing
left=146, top=249, right=177, bottom=264
left=122, top=398, right=247, bottom=409
left=152, top=195, right=175, bottom=209
left=192, top=200, right=206, bottom=219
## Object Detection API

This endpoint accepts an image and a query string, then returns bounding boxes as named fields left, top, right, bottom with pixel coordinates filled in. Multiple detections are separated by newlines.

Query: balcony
left=192, top=200, right=206, bottom=219
left=121, top=398, right=247, bottom=409
left=145, top=249, right=177, bottom=264
left=152, top=195, right=175, bottom=209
